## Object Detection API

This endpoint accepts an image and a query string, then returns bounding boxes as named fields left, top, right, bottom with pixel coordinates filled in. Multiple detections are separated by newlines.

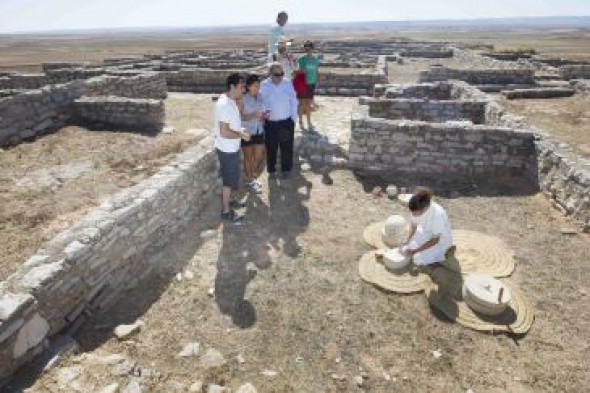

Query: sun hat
left=462, top=274, right=512, bottom=316
left=441, top=230, right=515, bottom=277
left=425, top=279, right=534, bottom=334
left=358, top=251, right=431, bottom=294
left=363, top=215, right=408, bottom=249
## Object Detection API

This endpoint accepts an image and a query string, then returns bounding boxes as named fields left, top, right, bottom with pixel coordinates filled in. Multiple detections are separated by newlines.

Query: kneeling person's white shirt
left=213, top=94, right=242, bottom=153
left=409, top=202, right=453, bottom=266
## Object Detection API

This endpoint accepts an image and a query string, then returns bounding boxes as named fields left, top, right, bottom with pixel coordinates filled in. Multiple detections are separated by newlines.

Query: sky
left=0, top=0, right=589, bottom=33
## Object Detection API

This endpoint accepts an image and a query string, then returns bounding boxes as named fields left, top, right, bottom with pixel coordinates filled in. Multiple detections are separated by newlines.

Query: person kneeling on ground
left=213, top=73, right=251, bottom=222
left=402, top=187, right=454, bottom=266
left=238, top=74, right=267, bottom=194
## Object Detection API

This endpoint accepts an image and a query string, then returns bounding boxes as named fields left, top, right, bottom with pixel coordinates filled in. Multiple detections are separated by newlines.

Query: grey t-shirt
left=241, top=94, right=265, bottom=135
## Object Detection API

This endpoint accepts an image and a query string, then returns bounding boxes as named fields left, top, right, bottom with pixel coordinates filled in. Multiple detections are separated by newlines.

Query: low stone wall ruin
left=360, top=97, right=487, bottom=124
left=0, top=73, right=167, bottom=146
left=419, top=66, right=536, bottom=85
left=165, top=68, right=250, bottom=93
left=501, top=87, right=575, bottom=100
left=532, top=138, right=590, bottom=231
left=0, top=74, right=48, bottom=90
left=0, top=138, right=218, bottom=386
left=84, top=72, right=167, bottom=99
left=348, top=105, right=535, bottom=176
left=73, top=96, right=165, bottom=132
left=315, top=70, right=388, bottom=96
left=0, top=81, right=87, bottom=146
left=559, top=65, right=590, bottom=80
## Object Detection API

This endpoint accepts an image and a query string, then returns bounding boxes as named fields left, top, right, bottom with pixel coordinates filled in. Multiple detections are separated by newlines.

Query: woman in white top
left=238, top=74, right=266, bottom=194
left=403, top=187, right=454, bottom=266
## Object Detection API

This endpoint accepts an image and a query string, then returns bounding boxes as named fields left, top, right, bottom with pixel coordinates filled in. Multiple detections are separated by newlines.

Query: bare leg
left=242, top=146, right=254, bottom=182
left=298, top=99, right=305, bottom=130
left=221, top=186, right=232, bottom=213
left=306, top=100, right=313, bottom=129
left=253, top=144, right=266, bottom=178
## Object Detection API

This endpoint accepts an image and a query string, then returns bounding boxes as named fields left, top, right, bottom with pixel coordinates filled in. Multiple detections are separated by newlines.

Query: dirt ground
left=0, top=93, right=213, bottom=280
left=10, top=94, right=590, bottom=393
left=499, top=94, right=590, bottom=158
left=15, top=168, right=590, bottom=392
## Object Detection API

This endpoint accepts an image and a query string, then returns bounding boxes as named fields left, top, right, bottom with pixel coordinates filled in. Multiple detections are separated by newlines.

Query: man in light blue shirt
left=259, top=63, right=298, bottom=178
left=268, top=11, right=289, bottom=63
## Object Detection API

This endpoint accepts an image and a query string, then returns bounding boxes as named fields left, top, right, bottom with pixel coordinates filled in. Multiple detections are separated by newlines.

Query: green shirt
left=297, top=55, right=320, bottom=85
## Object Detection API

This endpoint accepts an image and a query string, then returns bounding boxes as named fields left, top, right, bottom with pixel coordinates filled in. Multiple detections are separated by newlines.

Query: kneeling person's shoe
left=221, top=210, right=243, bottom=222
left=230, top=200, right=247, bottom=209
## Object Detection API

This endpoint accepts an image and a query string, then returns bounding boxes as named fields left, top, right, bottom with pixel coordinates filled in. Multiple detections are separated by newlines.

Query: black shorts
left=241, top=133, right=264, bottom=147
left=305, top=84, right=316, bottom=99
left=216, top=149, right=240, bottom=190
left=296, top=84, right=316, bottom=100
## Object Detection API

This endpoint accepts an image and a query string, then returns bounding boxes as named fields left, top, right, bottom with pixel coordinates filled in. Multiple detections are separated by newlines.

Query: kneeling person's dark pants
left=264, top=118, right=294, bottom=174
left=216, top=149, right=240, bottom=189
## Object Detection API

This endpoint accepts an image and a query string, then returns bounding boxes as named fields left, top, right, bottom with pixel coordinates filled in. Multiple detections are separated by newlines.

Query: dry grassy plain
left=1, top=28, right=589, bottom=71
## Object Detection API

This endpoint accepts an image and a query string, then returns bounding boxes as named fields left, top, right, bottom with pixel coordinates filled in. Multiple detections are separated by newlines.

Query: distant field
left=0, top=27, right=589, bottom=72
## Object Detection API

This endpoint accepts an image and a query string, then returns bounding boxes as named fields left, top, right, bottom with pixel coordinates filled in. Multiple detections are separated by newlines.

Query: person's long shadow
left=214, top=170, right=311, bottom=328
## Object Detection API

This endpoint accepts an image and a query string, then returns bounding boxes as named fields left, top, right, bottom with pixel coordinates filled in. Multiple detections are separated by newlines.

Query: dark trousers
left=264, top=118, right=295, bottom=173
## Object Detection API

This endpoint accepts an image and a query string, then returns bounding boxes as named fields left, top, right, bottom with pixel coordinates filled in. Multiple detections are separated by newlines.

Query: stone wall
left=419, top=66, right=536, bottom=85
left=165, top=68, right=250, bottom=93
left=360, top=97, right=487, bottom=124
left=46, top=68, right=107, bottom=84
left=42, top=62, right=91, bottom=72
left=73, top=96, right=165, bottom=132
left=399, top=49, right=453, bottom=58
left=0, top=73, right=168, bottom=146
left=531, top=138, right=590, bottom=232
left=348, top=105, right=535, bottom=176
left=315, top=70, right=388, bottom=96
left=0, top=74, right=48, bottom=90
left=378, top=82, right=456, bottom=100
left=85, top=73, right=168, bottom=99
left=0, top=138, right=218, bottom=386
left=0, top=81, right=87, bottom=146
left=559, top=65, right=590, bottom=80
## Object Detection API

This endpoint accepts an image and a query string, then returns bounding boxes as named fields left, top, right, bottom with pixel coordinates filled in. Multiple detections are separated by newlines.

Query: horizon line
left=1, top=15, right=589, bottom=35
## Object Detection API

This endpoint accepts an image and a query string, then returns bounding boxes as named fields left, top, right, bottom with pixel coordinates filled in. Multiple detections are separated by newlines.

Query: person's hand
left=241, top=132, right=251, bottom=141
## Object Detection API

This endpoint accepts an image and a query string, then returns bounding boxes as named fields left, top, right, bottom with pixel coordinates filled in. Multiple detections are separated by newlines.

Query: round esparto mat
left=424, top=280, right=535, bottom=334
left=358, top=251, right=431, bottom=294
left=441, top=230, right=515, bottom=277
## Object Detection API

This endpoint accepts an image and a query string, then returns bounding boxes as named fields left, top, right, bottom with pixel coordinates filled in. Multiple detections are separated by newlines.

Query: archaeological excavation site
left=0, top=34, right=589, bottom=393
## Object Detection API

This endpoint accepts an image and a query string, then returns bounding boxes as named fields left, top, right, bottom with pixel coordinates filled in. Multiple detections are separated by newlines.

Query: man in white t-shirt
left=403, top=187, right=454, bottom=266
left=213, top=73, right=251, bottom=222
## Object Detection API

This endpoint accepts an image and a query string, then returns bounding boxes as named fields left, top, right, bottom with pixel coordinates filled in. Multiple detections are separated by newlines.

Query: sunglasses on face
left=272, top=72, right=284, bottom=77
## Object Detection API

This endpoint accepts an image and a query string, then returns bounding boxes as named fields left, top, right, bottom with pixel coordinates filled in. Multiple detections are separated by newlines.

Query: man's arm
left=407, top=236, right=440, bottom=255
left=219, top=121, right=249, bottom=140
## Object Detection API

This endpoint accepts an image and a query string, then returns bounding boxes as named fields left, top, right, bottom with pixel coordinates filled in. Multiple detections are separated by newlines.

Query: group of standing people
left=214, top=11, right=318, bottom=222
left=213, top=12, right=455, bottom=267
